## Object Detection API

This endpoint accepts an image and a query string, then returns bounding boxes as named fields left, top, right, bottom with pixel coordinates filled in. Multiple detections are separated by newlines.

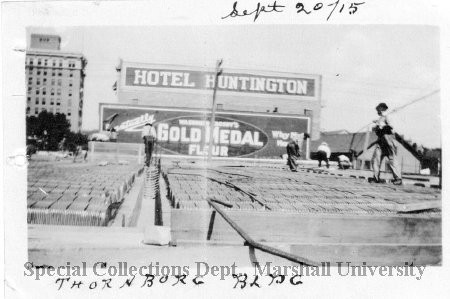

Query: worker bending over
left=338, top=154, right=352, bottom=169
left=317, top=142, right=331, bottom=168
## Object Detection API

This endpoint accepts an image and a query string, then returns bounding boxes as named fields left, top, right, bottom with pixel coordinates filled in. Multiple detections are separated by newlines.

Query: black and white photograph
left=2, top=0, right=449, bottom=298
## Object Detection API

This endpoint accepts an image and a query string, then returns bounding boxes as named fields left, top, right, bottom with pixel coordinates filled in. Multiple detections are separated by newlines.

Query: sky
left=28, top=25, right=441, bottom=148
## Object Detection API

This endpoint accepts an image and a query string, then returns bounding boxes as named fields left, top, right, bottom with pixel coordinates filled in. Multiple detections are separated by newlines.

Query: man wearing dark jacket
left=142, top=123, right=157, bottom=167
left=286, top=133, right=310, bottom=172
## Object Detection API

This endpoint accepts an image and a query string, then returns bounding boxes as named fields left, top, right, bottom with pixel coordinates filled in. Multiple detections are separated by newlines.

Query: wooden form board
left=171, top=209, right=441, bottom=244
left=289, top=244, right=441, bottom=266
left=171, top=209, right=441, bottom=265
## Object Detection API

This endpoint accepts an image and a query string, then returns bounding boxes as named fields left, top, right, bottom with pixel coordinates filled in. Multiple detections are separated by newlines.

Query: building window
left=52, top=60, right=56, bottom=67
left=35, top=98, right=39, bottom=105
left=37, top=70, right=41, bottom=75
left=29, top=67, right=33, bottom=71
left=26, top=107, right=30, bottom=114
left=42, top=108, right=46, bottom=112
left=59, top=60, right=63, bottom=67
left=51, top=88, right=55, bottom=96
left=37, top=59, right=41, bottom=65
left=58, top=72, right=62, bottom=77
left=56, top=107, right=60, bottom=113
left=68, top=99, right=72, bottom=107
left=29, top=59, right=34, bottom=65
left=44, top=71, right=47, bottom=76
left=35, top=108, right=39, bottom=115
left=44, top=59, right=48, bottom=66
left=36, top=89, right=39, bottom=95
left=27, top=97, right=31, bottom=101
left=57, top=79, right=62, bottom=86
left=51, top=79, right=55, bottom=85
left=42, top=98, right=46, bottom=105
left=57, top=89, right=61, bottom=96
left=42, top=88, right=46, bottom=95
left=67, top=109, right=71, bottom=116
left=27, top=87, right=32, bottom=92
left=69, top=81, right=73, bottom=87
left=43, top=78, right=47, bottom=84
left=68, top=90, right=72, bottom=97
left=69, top=73, right=73, bottom=78
left=52, top=72, right=55, bottom=77
left=56, top=98, right=61, bottom=106
left=50, top=98, right=54, bottom=105
left=36, top=80, right=40, bottom=85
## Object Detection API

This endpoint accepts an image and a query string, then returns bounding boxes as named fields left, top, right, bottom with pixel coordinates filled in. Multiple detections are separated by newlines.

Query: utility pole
left=207, top=59, right=223, bottom=162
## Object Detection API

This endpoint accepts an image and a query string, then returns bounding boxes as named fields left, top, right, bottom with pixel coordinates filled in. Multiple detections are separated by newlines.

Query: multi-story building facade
left=25, top=35, right=87, bottom=132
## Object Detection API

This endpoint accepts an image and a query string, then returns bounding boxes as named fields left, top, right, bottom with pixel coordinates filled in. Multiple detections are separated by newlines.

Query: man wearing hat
left=142, top=122, right=157, bottom=167
left=369, top=103, right=402, bottom=185
left=286, top=132, right=310, bottom=172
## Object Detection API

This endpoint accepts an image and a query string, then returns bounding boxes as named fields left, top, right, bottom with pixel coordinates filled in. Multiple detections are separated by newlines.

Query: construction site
left=27, top=60, right=442, bottom=269
left=27, top=149, right=441, bottom=268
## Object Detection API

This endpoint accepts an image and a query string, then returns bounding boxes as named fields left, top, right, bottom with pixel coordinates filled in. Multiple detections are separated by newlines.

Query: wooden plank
left=28, top=224, right=441, bottom=266
left=171, top=209, right=441, bottom=244
left=395, top=200, right=441, bottom=213
left=110, top=176, right=144, bottom=227
left=290, top=244, right=441, bottom=266
left=29, top=244, right=292, bottom=268
left=28, top=225, right=144, bottom=250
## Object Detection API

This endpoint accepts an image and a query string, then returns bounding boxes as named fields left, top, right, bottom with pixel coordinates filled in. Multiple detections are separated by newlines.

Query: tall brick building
left=26, top=34, right=87, bottom=131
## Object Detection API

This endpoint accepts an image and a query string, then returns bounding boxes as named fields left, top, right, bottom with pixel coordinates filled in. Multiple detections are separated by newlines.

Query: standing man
left=142, top=123, right=157, bottom=167
left=286, top=132, right=310, bottom=172
left=369, top=103, right=402, bottom=185
left=317, top=142, right=331, bottom=168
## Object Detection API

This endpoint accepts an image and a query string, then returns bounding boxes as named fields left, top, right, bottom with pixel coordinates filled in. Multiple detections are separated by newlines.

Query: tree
left=26, top=111, right=71, bottom=150
left=64, top=131, right=89, bottom=153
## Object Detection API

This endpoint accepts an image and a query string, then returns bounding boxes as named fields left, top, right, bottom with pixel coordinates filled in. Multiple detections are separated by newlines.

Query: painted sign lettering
left=124, top=67, right=316, bottom=97
left=100, top=105, right=310, bottom=158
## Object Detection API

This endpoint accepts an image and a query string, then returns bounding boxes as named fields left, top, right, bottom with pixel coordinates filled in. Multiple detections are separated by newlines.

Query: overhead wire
left=347, top=89, right=440, bottom=152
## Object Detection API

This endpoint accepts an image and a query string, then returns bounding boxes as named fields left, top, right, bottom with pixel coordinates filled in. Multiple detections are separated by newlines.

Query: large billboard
left=100, top=104, right=310, bottom=159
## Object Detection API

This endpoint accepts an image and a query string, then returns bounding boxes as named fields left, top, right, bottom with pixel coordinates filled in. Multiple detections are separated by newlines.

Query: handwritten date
left=221, top=0, right=366, bottom=22
left=222, top=1, right=285, bottom=22
left=296, top=0, right=366, bottom=21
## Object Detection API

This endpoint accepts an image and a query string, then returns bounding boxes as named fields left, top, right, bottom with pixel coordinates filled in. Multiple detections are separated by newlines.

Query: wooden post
left=207, top=59, right=223, bottom=162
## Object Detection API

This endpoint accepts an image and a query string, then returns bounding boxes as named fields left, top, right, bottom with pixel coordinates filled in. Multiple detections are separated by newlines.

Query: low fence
left=88, top=141, right=144, bottom=163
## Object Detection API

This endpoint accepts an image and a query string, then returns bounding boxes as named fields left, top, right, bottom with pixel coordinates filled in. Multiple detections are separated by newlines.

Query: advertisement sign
left=100, top=105, right=309, bottom=159
left=124, top=67, right=316, bottom=97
